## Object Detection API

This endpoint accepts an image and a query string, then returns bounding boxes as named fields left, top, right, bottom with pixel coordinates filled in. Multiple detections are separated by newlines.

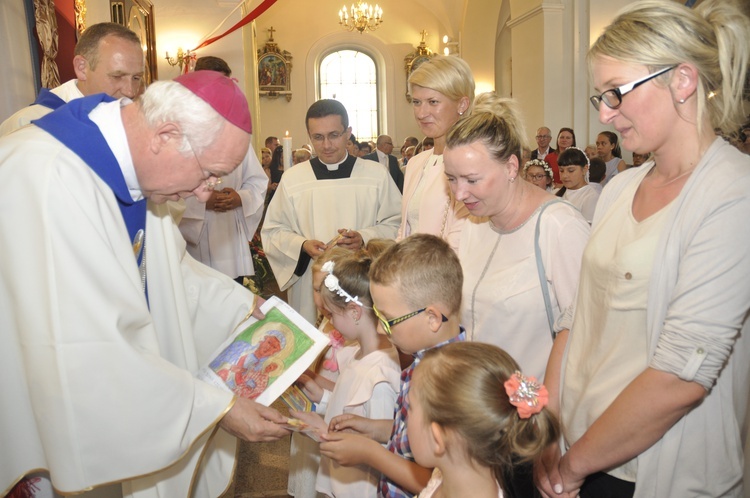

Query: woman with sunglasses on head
left=397, top=56, right=474, bottom=252
left=537, top=2, right=750, bottom=497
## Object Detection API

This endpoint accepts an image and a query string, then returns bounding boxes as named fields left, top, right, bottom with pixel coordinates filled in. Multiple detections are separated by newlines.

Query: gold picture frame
left=257, top=27, right=293, bottom=102
left=110, top=0, right=158, bottom=85
left=404, top=30, right=435, bottom=102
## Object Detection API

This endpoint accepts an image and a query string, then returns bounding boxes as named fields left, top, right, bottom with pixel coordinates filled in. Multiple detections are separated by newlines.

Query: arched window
left=319, top=49, right=378, bottom=144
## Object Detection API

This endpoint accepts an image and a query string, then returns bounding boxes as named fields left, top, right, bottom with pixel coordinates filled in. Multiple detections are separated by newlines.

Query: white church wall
left=253, top=0, right=447, bottom=153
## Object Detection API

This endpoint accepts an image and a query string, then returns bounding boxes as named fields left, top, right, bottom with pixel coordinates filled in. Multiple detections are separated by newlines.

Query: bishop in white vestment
left=0, top=71, right=289, bottom=498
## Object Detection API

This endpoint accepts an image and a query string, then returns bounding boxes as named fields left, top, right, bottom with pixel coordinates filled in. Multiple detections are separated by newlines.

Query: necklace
left=469, top=233, right=502, bottom=339
left=647, top=166, right=695, bottom=188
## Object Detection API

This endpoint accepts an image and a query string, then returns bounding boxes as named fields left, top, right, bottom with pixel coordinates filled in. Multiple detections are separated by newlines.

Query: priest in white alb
left=261, top=99, right=401, bottom=324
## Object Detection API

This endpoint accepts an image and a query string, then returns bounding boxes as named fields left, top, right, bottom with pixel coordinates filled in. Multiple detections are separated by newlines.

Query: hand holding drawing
left=251, top=296, right=266, bottom=321
left=328, top=413, right=392, bottom=443
left=220, top=396, right=290, bottom=442
left=302, top=369, right=336, bottom=392
left=296, top=372, right=324, bottom=403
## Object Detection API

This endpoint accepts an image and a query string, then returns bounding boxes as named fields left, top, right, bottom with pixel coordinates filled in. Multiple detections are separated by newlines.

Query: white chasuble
left=0, top=123, right=259, bottom=498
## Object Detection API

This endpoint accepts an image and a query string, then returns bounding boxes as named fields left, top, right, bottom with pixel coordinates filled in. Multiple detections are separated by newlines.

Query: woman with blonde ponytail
left=444, top=92, right=590, bottom=495
left=538, top=1, right=750, bottom=497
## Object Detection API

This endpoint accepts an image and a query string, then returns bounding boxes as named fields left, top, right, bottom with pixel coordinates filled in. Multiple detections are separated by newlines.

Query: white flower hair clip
left=322, top=260, right=365, bottom=307
left=523, top=159, right=553, bottom=178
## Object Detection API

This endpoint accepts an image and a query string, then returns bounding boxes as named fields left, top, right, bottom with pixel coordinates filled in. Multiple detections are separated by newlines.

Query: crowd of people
left=1, top=1, right=750, bottom=498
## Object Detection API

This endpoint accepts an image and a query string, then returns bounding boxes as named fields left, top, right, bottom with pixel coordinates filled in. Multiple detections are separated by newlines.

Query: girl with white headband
left=294, top=241, right=401, bottom=498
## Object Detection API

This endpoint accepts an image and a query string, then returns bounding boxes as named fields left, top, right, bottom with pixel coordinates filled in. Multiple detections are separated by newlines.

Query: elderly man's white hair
left=139, top=80, right=226, bottom=156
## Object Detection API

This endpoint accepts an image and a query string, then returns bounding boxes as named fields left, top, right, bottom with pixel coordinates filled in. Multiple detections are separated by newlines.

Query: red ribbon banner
left=191, top=0, right=279, bottom=52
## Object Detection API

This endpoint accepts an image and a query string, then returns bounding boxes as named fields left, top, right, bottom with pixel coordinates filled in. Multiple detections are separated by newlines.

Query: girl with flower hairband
left=523, top=159, right=555, bottom=191
left=288, top=245, right=350, bottom=498
left=292, top=241, right=401, bottom=498
left=555, top=146, right=601, bottom=223
left=407, top=342, right=558, bottom=498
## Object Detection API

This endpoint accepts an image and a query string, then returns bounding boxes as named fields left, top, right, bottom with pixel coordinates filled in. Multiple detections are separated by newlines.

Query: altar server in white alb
left=262, top=99, right=402, bottom=324
left=179, top=56, right=268, bottom=284
left=0, top=70, right=290, bottom=498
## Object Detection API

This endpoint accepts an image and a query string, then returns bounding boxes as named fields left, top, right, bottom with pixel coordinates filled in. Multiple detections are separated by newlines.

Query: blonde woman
left=397, top=56, right=474, bottom=252
left=538, top=2, right=750, bottom=496
left=444, top=96, right=590, bottom=494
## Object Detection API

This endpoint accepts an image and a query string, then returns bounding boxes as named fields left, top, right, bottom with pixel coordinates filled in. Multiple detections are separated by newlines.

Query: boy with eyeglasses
left=319, top=234, right=465, bottom=498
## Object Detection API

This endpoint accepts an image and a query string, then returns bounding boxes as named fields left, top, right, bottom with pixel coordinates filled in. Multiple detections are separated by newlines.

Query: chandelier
left=339, top=1, right=383, bottom=34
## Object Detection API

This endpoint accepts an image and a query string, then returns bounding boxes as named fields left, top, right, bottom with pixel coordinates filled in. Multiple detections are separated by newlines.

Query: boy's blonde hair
left=414, top=342, right=558, bottom=489
left=369, top=234, right=462, bottom=316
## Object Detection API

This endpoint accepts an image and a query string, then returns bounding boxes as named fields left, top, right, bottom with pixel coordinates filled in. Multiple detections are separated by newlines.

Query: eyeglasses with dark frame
left=372, top=305, right=448, bottom=337
left=589, top=65, right=676, bottom=111
left=310, top=130, right=347, bottom=144
left=527, top=173, right=549, bottom=181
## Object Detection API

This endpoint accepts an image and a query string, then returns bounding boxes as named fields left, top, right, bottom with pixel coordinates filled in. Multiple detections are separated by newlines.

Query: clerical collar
left=318, top=153, right=349, bottom=171
left=310, top=153, right=357, bottom=180
left=89, top=98, right=142, bottom=201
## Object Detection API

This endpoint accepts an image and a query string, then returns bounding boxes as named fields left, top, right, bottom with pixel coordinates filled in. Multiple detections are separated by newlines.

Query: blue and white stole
left=33, top=95, right=148, bottom=272
left=32, top=88, right=66, bottom=110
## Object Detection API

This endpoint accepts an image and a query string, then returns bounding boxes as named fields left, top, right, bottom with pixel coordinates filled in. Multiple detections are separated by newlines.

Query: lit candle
left=282, top=131, right=293, bottom=168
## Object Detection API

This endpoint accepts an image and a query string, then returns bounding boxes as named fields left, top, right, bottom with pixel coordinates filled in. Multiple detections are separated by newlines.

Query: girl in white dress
left=295, top=242, right=402, bottom=498
left=288, top=246, right=351, bottom=498
left=555, top=147, right=600, bottom=223
left=407, top=342, right=557, bottom=498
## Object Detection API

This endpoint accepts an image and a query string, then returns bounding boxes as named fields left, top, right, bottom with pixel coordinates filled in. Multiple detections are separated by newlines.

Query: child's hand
left=302, top=369, right=336, bottom=391
left=319, top=431, right=378, bottom=466
left=328, top=414, right=392, bottom=443
left=289, top=410, right=328, bottom=434
left=297, top=373, right=324, bottom=403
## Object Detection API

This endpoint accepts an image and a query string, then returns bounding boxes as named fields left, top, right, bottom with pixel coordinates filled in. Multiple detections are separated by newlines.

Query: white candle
left=282, top=131, right=293, bottom=168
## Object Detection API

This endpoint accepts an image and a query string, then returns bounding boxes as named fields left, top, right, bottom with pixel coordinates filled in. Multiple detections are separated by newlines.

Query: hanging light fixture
left=339, top=1, right=383, bottom=34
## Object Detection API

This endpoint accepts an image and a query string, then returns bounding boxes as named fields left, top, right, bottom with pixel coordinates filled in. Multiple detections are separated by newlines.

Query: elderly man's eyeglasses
left=310, top=130, right=346, bottom=144
left=372, top=305, right=448, bottom=337
left=590, top=65, right=676, bottom=111
left=185, top=135, right=222, bottom=191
